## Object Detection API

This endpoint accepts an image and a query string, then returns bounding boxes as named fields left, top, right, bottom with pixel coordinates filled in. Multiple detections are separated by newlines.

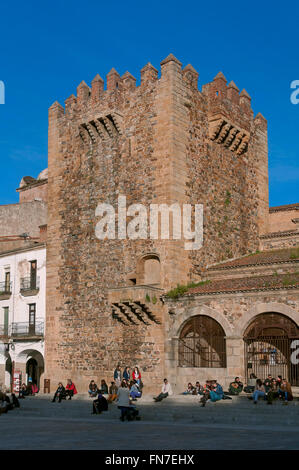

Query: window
left=29, top=303, right=36, bottom=333
left=30, top=260, right=37, bottom=289
left=136, top=254, right=160, bottom=285
left=179, top=315, right=226, bottom=368
left=4, top=271, right=10, bottom=292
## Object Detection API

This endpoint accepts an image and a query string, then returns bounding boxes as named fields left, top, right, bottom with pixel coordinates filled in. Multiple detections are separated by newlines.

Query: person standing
left=132, top=366, right=141, bottom=386
left=114, top=364, right=122, bottom=388
left=117, top=381, right=131, bottom=421
left=123, top=367, right=130, bottom=383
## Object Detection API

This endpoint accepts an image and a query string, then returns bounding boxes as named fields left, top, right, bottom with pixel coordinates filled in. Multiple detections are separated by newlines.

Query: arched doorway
left=17, top=349, right=44, bottom=389
left=244, top=312, right=299, bottom=385
left=178, top=315, right=226, bottom=368
left=26, top=358, right=38, bottom=385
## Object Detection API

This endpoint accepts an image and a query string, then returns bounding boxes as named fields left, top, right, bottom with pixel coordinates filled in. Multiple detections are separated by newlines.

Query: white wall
left=0, top=246, right=46, bottom=382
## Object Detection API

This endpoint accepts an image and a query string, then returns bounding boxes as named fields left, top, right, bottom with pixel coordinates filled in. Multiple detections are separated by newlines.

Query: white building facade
left=0, top=243, right=46, bottom=391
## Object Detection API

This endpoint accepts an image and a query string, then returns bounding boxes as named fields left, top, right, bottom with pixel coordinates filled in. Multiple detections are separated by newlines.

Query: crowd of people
left=11, top=365, right=295, bottom=422
left=86, top=365, right=143, bottom=420
left=0, top=385, right=20, bottom=415
left=249, top=374, right=293, bottom=404
left=180, top=374, right=294, bottom=406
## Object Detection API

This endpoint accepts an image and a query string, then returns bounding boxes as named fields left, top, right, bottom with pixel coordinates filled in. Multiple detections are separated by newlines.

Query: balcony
left=10, top=319, right=44, bottom=339
left=108, top=285, right=164, bottom=325
left=20, top=277, right=40, bottom=296
left=0, top=281, right=12, bottom=300
left=0, top=325, right=9, bottom=338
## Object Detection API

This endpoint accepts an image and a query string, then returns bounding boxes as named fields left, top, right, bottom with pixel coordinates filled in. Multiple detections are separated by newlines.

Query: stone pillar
left=0, top=363, right=5, bottom=387
left=225, top=336, right=245, bottom=389
left=164, top=335, right=179, bottom=391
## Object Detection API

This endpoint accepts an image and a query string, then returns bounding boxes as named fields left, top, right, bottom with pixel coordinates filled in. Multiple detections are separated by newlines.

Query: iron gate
left=244, top=313, right=299, bottom=386
left=179, top=315, right=226, bottom=368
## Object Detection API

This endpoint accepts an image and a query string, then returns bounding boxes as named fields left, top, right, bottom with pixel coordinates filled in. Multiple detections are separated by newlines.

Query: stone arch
left=174, top=305, right=233, bottom=338
left=235, top=302, right=299, bottom=337
left=242, top=308, right=299, bottom=385
left=136, top=252, right=161, bottom=286
left=16, top=349, right=44, bottom=389
left=178, top=314, right=227, bottom=368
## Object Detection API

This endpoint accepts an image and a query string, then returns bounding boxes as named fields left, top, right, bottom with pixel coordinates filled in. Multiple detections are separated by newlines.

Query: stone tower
left=45, top=54, right=268, bottom=391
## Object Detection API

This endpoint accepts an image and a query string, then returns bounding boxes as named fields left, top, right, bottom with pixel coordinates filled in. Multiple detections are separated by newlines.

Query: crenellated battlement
left=48, top=53, right=267, bottom=157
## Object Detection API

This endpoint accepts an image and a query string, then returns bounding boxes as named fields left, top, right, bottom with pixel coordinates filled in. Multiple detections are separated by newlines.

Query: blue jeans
left=210, top=391, right=223, bottom=402
left=278, top=389, right=288, bottom=401
left=130, top=391, right=141, bottom=399
left=252, top=390, right=265, bottom=402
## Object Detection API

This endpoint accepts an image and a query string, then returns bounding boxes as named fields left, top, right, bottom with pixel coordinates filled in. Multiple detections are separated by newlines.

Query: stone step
left=16, top=396, right=299, bottom=426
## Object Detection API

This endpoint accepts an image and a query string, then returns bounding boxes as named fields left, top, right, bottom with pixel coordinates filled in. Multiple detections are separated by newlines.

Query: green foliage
left=145, top=293, right=151, bottom=302
left=224, top=190, right=231, bottom=206
left=152, top=295, right=157, bottom=304
left=165, top=280, right=211, bottom=299
left=290, top=247, right=299, bottom=260
left=282, top=277, right=296, bottom=287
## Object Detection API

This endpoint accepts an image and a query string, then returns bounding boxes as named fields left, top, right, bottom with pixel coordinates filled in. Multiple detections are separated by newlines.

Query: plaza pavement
left=1, top=393, right=299, bottom=450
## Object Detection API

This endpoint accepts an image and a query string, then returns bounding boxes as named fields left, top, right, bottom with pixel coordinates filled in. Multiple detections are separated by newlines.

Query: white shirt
left=162, top=382, right=173, bottom=395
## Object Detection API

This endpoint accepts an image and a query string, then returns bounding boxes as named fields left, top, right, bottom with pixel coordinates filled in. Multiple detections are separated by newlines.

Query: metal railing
left=10, top=319, right=44, bottom=337
left=0, top=281, right=12, bottom=295
left=0, top=325, right=9, bottom=336
left=20, top=276, right=40, bottom=292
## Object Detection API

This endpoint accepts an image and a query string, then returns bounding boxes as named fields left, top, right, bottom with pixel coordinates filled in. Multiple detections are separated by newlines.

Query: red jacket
left=132, top=371, right=141, bottom=381
left=66, top=382, right=77, bottom=394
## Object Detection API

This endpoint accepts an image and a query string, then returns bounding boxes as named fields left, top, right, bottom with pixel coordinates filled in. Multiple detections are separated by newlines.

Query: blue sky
left=0, top=1, right=298, bottom=206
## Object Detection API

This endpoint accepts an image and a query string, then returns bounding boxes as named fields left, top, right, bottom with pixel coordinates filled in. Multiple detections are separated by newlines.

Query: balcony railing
left=0, top=325, right=9, bottom=336
left=20, top=276, right=40, bottom=293
left=0, top=281, right=12, bottom=295
left=10, top=319, right=44, bottom=337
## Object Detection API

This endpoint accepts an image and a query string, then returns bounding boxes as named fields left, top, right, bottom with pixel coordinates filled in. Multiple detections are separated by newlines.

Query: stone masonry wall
left=45, top=55, right=270, bottom=393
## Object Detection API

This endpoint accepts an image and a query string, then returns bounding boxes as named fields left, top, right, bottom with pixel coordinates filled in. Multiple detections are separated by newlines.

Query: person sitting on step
left=129, top=380, right=142, bottom=400
left=153, top=378, right=173, bottom=402
left=193, top=381, right=203, bottom=395
left=182, top=382, right=195, bottom=395
left=65, top=379, right=77, bottom=400
left=263, top=375, right=273, bottom=393
left=92, top=391, right=108, bottom=414
left=99, top=379, right=108, bottom=395
left=266, top=378, right=280, bottom=404
left=107, top=381, right=118, bottom=403
left=279, top=379, right=293, bottom=404
left=19, top=383, right=28, bottom=399
left=88, top=380, right=98, bottom=397
left=52, top=382, right=66, bottom=403
left=252, top=379, right=266, bottom=404
left=244, top=373, right=257, bottom=393
left=228, top=377, right=243, bottom=395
